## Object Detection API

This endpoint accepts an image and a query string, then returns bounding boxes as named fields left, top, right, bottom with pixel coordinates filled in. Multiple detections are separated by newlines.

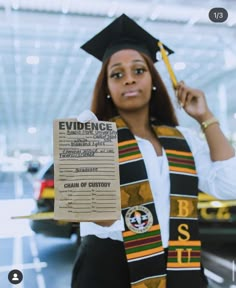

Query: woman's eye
left=110, top=72, right=123, bottom=79
left=135, top=68, right=146, bottom=74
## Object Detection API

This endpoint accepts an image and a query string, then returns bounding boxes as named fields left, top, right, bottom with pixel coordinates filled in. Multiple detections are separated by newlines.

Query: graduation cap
left=81, top=14, right=178, bottom=89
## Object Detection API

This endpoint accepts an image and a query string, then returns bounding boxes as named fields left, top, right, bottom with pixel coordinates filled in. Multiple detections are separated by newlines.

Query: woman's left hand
left=176, top=81, right=213, bottom=123
left=94, top=220, right=116, bottom=227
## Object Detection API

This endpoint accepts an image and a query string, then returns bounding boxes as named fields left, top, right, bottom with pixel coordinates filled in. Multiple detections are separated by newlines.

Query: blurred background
left=0, top=0, right=236, bottom=287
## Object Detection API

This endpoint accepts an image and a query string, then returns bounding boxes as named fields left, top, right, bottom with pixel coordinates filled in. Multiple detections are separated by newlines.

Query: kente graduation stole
left=114, top=117, right=201, bottom=288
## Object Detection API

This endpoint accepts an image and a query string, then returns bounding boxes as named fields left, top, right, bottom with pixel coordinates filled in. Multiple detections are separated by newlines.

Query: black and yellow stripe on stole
left=154, top=126, right=201, bottom=287
left=117, top=125, right=167, bottom=287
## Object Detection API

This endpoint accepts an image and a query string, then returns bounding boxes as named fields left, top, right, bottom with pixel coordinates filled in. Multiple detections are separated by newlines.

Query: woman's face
left=107, top=49, right=152, bottom=114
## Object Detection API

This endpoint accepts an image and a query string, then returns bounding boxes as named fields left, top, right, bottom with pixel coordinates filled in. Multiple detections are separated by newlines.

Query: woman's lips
left=123, top=90, right=139, bottom=97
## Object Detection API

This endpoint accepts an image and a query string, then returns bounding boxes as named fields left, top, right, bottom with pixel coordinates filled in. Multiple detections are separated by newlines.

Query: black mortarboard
left=81, top=14, right=178, bottom=89
left=81, top=13, right=174, bottom=63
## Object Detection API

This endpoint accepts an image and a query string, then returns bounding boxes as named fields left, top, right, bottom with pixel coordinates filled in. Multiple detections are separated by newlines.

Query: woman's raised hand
left=176, top=81, right=214, bottom=123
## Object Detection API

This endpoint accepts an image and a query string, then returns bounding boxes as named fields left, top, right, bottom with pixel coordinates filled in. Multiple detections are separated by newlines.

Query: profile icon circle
left=8, top=269, right=23, bottom=284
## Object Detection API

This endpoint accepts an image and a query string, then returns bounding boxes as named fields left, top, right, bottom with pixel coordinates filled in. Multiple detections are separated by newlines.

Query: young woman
left=71, top=14, right=236, bottom=288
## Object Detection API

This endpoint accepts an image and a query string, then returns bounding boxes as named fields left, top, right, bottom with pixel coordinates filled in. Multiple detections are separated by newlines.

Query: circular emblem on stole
left=125, top=206, right=153, bottom=233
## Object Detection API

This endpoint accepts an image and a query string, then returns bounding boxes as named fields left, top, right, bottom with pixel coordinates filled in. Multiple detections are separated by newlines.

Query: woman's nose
left=124, top=73, right=136, bottom=85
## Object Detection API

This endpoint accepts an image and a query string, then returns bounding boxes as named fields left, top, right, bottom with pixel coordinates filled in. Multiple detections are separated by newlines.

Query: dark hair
left=91, top=52, right=179, bottom=126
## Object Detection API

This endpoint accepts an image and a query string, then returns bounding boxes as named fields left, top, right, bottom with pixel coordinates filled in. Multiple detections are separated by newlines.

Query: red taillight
left=34, top=179, right=54, bottom=200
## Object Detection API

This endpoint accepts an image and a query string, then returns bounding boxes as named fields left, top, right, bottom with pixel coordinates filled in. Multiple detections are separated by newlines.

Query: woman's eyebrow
left=109, top=59, right=145, bottom=70
left=109, top=63, right=122, bottom=69
left=133, top=59, right=145, bottom=64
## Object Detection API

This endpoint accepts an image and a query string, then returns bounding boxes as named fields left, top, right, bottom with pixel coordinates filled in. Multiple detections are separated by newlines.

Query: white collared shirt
left=80, top=126, right=236, bottom=247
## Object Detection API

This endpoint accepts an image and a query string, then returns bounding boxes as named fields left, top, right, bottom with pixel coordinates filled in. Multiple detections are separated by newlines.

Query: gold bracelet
left=201, top=117, right=219, bottom=132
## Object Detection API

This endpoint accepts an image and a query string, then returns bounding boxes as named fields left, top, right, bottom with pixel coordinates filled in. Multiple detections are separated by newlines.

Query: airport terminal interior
left=0, top=0, right=236, bottom=287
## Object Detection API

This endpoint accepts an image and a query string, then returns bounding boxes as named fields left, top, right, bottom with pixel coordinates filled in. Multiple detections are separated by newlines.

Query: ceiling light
left=20, top=153, right=33, bottom=162
left=150, top=9, right=160, bottom=21
left=107, top=2, right=118, bottom=17
left=12, top=0, right=19, bottom=10
left=62, top=0, right=70, bottom=14
left=26, top=56, right=40, bottom=65
left=62, top=7, right=69, bottom=14
left=174, top=62, right=186, bottom=70
left=234, top=113, right=236, bottom=119
left=187, top=16, right=199, bottom=26
left=28, top=127, right=37, bottom=134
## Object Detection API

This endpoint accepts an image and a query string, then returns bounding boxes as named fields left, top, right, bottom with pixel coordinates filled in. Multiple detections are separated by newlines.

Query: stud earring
left=107, top=95, right=111, bottom=99
left=152, top=86, right=157, bottom=91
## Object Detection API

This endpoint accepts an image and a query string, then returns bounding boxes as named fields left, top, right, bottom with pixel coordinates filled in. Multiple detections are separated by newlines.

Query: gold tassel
left=157, top=41, right=178, bottom=90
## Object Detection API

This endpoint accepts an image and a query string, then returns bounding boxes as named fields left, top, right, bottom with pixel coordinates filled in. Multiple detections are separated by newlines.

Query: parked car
left=30, top=161, right=236, bottom=243
left=30, top=161, right=80, bottom=241
left=198, top=192, right=236, bottom=242
left=26, top=160, right=41, bottom=174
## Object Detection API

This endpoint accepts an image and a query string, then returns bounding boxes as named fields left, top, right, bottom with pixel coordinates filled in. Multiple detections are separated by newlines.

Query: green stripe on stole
left=114, top=117, right=201, bottom=288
